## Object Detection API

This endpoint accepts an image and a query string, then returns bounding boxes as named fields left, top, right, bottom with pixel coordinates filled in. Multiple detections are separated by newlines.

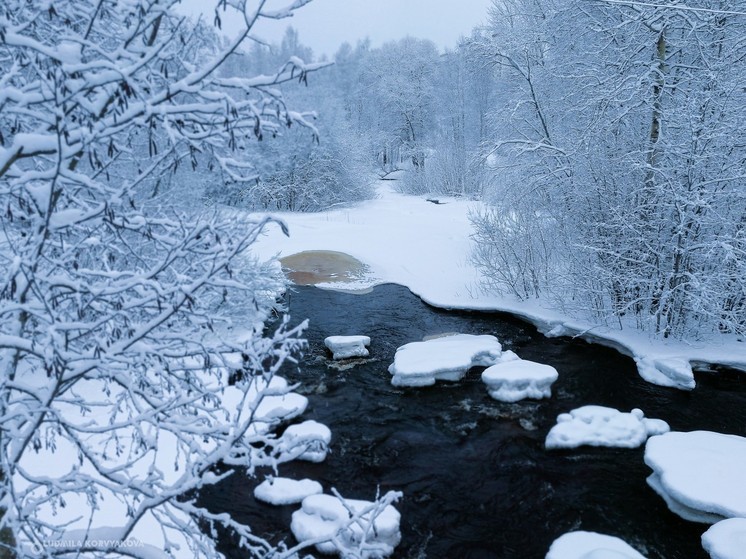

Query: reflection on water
left=280, top=250, right=371, bottom=288
left=200, top=284, right=746, bottom=559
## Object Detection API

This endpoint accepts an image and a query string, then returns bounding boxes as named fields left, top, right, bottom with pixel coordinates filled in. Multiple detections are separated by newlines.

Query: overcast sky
left=179, top=0, right=494, bottom=59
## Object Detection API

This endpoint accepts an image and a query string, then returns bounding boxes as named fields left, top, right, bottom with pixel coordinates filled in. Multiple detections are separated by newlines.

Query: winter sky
left=178, top=0, right=494, bottom=58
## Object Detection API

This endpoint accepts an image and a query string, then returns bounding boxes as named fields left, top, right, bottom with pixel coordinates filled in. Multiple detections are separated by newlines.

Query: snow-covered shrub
left=0, top=1, right=391, bottom=558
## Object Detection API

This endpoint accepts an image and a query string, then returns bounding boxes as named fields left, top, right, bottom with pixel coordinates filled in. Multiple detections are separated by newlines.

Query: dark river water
left=199, top=284, right=746, bottom=559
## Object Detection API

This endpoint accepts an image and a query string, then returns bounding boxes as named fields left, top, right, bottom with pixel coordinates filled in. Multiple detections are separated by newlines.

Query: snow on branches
left=0, top=1, right=355, bottom=558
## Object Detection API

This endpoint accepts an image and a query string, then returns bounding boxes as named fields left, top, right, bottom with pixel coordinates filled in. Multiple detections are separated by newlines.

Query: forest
left=0, top=0, right=744, bottom=558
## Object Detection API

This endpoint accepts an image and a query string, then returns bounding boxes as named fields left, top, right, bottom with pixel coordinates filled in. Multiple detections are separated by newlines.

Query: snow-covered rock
left=324, top=335, right=371, bottom=360
left=221, top=375, right=308, bottom=435
left=254, top=477, right=323, bottom=505
left=635, top=356, right=695, bottom=390
left=546, top=406, right=669, bottom=450
left=702, top=518, right=746, bottom=559
left=546, top=531, right=647, bottom=558
left=388, top=334, right=503, bottom=387
left=482, top=359, right=558, bottom=402
left=645, top=431, right=746, bottom=523
left=277, top=420, right=332, bottom=463
left=291, top=494, right=401, bottom=557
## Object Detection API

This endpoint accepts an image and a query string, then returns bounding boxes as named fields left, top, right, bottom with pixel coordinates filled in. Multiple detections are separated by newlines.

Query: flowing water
left=200, top=284, right=746, bottom=559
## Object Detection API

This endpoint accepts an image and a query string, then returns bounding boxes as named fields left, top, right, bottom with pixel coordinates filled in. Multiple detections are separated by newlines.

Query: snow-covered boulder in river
left=482, top=358, right=558, bottom=402
left=388, top=334, right=503, bottom=387
left=645, top=431, right=746, bottom=523
left=291, top=493, right=401, bottom=557
left=276, top=420, right=332, bottom=463
left=546, top=531, right=647, bottom=558
left=254, top=477, right=323, bottom=505
left=702, top=518, right=746, bottom=559
left=546, top=406, right=669, bottom=450
left=325, top=335, right=371, bottom=360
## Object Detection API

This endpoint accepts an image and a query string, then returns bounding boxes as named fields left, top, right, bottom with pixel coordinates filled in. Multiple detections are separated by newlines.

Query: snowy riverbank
left=245, top=179, right=746, bottom=390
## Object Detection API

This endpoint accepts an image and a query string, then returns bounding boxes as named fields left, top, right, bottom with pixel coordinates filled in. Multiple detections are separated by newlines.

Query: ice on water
left=546, top=406, right=669, bottom=450
left=291, top=494, right=401, bottom=557
left=702, top=518, right=746, bottom=559
left=388, top=334, right=503, bottom=387
left=482, top=357, right=558, bottom=402
left=644, top=431, right=746, bottom=523
left=254, top=477, right=323, bottom=505
left=546, top=531, right=647, bottom=558
left=325, top=335, right=371, bottom=360
left=276, top=420, right=332, bottom=463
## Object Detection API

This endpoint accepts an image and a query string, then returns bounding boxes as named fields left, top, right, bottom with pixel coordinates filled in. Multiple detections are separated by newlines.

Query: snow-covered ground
left=247, top=180, right=746, bottom=389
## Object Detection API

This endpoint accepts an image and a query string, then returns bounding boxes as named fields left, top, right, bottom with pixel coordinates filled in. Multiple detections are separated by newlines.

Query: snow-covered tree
left=0, top=1, right=398, bottom=557
left=471, top=0, right=746, bottom=338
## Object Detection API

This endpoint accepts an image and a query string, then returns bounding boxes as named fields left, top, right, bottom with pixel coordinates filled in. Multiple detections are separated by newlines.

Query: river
left=199, top=283, right=746, bottom=559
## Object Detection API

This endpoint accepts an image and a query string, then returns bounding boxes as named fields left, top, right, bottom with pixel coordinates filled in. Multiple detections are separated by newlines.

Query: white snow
left=291, top=493, right=401, bottom=557
left=254, top=477, right=323, bottom=505
left=387, top=333, right=503, bottom=387
left=644, top=431, right=746, bottom=522
left=635, top=357, right=695, bottom=391
left=545, top=531, right=647, bottom=559
left=277, top=420, right=332, bottom=463
left=545, top=406, right=669, bottom=450
left=325, top=335, right=371, bottom=359
left=246, top=181, right=746, bottom=388
left=702, top=518, right=746, bottom=559
left=481, top=359, right=558, bottom=402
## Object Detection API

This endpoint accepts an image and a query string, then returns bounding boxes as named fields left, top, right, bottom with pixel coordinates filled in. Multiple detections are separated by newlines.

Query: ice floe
left=254, top=477, right=323, bottom=505
left=482, top=358, right=558, bottom=402
left=545, top=531, right=647, bottom=558
left=546, top=406, right=669, bottom=450
left=325, top=335, right=371, bottom=360
left=277, top=420, right=332, bottom=463
left=645, top=431, right=746, bottom=523
left=291, top=493, right=401, bottom=557
left=702, top=518, right=746, bottom=559
left=388, top=333, right=503, bottom=387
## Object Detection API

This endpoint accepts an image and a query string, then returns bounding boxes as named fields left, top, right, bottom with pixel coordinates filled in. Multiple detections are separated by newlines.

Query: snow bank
left=291, top=494, right=401, bottom=557
left=247, top=181, right=746, bottom=388
left=546, top=406, right=669, bottom=450
left=702, top=518, right=746, bottom=559
left=635, top=357, right=695, bottom=391
left=277, top=420, right=332, bottom=463
left=325, top=335, right=371, bottom=360
left=254, top=477, right=323, bottom=505
left=388, top=334, right=503, bottom=387
left=545, top=531, right=647, bottom=558
left=481, top=358, right=558, bottom=402
left=645, top=431, right=746, bottom=523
